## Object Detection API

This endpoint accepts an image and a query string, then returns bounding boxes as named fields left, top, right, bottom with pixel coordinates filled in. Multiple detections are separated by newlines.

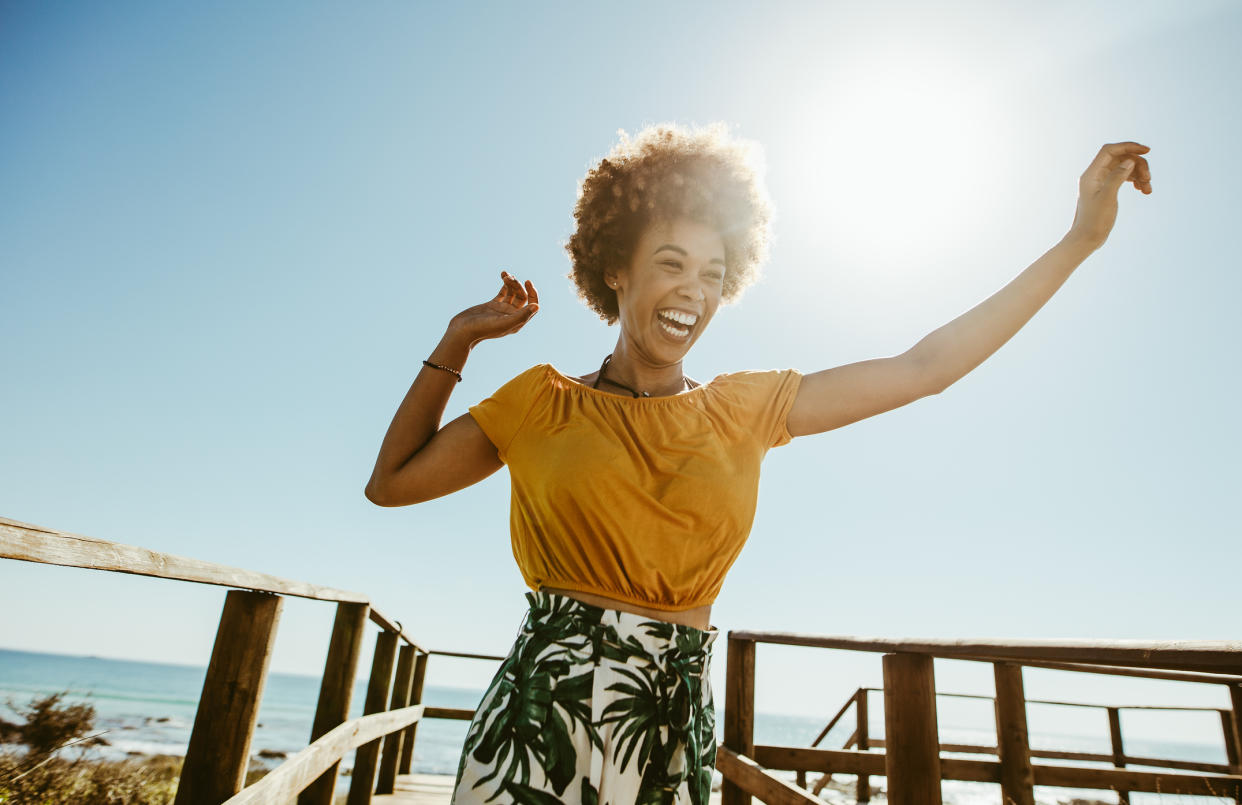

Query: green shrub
left=0, top=692, right=179, bottom=804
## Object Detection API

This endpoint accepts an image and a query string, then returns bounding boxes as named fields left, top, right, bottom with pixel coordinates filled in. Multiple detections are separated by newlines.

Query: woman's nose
left=679, top=282, right=705, bottom=302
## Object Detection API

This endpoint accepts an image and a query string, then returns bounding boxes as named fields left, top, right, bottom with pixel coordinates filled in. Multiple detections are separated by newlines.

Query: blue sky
left=2, top=1, right=1239, bottom=746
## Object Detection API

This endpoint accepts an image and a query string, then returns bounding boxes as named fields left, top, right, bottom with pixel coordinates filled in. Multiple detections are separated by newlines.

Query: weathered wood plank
left=368, top=607, right=425, bottom=653
left=994, top=662, right=1034, bottom=805
left=378, top=644, right=417, bottom=794
left=0, top=517, right=367, bottom=603
left=174, top=590, right=282, bottom=805
left=399, top=651, right=429, bottom=775
left=969, top=655, right=1242, bottom=685
left=729, top=631, right=1242, bottom=674
left=1230, top=685, right=1242, bottom=774
left=883, top=652, right=942, bottom=805
left=856, top=687, right=871, bottom=803
left=421, top=706, right=474, bottom=720
left=223, top=706, right=424, bottom=805
left=722, top=635, right=755, bottom=805
left=348, top=631, right=399, bottom=805
left=300, top=602, right=369, bottom=805
left=868, top=739, right=1230, bottom=774
left=754, top=746, right=887, bottom=776
left=1107, top=706, right=1131, bottom=805
left=749, top=747, right=1241, bottom=796
left=1032, top=762, right=1242, bottom=797
left=715, top=746, right=821, bottom=805
left=425, top=649, right=507, bottom=661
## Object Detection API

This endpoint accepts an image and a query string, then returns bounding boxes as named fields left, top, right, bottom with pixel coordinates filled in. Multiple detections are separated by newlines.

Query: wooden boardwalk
left=371, top=774, right=725, bottom=804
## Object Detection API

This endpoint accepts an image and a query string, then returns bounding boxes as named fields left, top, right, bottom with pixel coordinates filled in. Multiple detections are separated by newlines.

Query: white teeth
left=659, top=320, right=690, bottom=338
left=658, top=309, right=698, bottom=326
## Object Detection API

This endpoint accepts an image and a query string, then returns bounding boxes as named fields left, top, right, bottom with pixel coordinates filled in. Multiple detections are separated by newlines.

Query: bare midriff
left=540, top=585, right=713, bottom=632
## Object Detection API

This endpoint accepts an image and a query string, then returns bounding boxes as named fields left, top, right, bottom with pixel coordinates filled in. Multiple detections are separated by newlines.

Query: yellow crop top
left=467, top=363, right=803, bottom=611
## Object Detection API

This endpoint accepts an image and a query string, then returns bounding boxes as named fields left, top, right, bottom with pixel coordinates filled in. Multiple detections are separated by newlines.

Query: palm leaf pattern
left=452, top=592, right=717, bottom=805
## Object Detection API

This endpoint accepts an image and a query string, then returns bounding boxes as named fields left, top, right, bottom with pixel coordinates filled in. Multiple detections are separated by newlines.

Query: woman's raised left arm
left=910, top=141, right=1152, bottom=393
left=785, top=142, right=1152, bottom=439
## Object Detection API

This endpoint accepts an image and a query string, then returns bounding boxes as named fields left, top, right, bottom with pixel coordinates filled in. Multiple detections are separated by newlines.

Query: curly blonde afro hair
left=565, top=121, right=774, bottom=325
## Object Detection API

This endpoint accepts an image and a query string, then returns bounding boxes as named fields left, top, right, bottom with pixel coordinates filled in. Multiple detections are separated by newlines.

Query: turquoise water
left=0, top=648, right=1227, bottom=804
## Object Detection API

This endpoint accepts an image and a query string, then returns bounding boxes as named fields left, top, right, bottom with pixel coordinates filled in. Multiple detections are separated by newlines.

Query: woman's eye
left=662, top=261, right=682, bottom=268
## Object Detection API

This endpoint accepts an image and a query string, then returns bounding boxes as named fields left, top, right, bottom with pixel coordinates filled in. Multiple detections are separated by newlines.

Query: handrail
left=221, top=705, right=425, bottom=805
left=728, top=629, right=1242, bottom=674
left=721, top=631, right=1242, bottom=805
left=0, top=515, right=368, bottom=604
left=0, top=515, right=501, bottom=805
left=856, top=686, right=1234, bottom=712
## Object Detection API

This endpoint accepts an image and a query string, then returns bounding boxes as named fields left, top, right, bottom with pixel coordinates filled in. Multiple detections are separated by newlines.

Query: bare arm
left=786, top=142, right=1152, bottom=438
left=364, top=327, right=475, bottom=500
left=910, top=141, right=1152, bottom=393
left=365, top=271, right=539, bottom=505
left=908, top=235, right=1096, bottom=393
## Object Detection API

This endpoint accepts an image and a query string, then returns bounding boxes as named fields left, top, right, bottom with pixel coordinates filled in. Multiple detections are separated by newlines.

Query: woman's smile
left=656, top=309, right=695, bottom=340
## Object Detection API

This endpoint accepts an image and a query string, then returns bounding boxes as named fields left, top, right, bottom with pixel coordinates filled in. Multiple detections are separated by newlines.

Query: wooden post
left=174, top=590, right=282, bottom=805
left=1107, top=707, right=1130, bottom=805
left=376, top=643, right=417, bottom=793
left=299, top=601, right=369, bottom=805
left=722, top=634, right=756, bottom=805
left=857, top=687, right=871, bottom=803
left=398, top=650, right=429, bottom=774
left=1222, top=710, right=1240, bottom=774
left=1228, top=684, right=1242, bottom=775
left=882, top=652, right=942, bottom=805
left=993, top=662, right=1035, bottom=805
left=347, top=630, right=399, bottom=805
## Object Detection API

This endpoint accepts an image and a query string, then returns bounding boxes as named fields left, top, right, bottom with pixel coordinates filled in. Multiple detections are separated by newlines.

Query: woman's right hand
left=449, top=270, right=540, bottom=346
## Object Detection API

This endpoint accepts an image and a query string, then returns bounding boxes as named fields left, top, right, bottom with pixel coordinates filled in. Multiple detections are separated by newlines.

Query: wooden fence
left=717, top=631, right=1242, bottom=805
left=0, top=515, right=500, bottom=805
left=5, top=513, right=1241, bottom=805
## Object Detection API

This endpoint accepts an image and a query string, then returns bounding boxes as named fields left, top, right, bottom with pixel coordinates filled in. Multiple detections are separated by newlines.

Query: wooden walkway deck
left=371, top=774, right=726, bottom=803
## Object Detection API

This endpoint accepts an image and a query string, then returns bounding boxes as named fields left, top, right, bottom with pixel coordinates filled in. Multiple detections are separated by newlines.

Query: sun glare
left=779, top=55, right=1013, bottom=281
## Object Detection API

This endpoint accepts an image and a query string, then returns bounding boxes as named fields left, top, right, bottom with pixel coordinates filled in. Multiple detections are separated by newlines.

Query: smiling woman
left=364, top=119, right=1151, bottom=805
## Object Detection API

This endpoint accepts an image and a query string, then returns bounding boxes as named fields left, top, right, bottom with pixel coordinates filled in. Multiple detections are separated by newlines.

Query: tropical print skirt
left=450, top=589, right=720, bottom=805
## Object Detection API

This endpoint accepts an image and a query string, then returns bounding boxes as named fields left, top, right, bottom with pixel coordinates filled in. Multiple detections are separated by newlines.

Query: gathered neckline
left=543, top=363, right=717, bottom=402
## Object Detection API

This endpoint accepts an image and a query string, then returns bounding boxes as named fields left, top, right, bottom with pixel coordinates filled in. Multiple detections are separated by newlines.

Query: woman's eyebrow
left=653, top=244, right=726, bottom=266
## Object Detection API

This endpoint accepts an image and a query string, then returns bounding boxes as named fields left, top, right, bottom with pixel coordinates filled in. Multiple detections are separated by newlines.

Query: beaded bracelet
left=422, top=359, right=462, bottom=382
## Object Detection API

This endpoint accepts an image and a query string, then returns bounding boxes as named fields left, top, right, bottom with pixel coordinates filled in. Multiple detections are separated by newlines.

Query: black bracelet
left=422, top=359, right=463, bottom=382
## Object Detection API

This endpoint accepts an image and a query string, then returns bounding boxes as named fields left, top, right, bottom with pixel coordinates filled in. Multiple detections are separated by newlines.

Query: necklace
left=591, top=354, right=697, bottom=397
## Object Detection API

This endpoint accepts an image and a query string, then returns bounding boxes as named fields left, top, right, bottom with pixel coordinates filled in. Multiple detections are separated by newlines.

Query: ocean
left=0, top=648, right=1228, bottom=804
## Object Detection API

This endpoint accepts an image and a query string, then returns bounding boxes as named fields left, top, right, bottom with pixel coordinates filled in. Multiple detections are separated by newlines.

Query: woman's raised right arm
left=364, top=271, right=539, bottom=506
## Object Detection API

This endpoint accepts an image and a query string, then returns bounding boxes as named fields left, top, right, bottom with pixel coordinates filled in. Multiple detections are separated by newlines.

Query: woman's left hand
left=1066, top=141, right=1152, bottom=250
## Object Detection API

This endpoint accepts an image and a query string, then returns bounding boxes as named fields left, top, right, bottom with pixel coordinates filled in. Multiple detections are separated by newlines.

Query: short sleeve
left=715, top=368, right=804, bottom=450
left=467, top=364, right=546, bottom=463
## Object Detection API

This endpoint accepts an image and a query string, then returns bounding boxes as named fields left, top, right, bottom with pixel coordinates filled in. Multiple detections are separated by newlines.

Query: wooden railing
left=0, top=515, right=502, bottom=805
left=9, top=513, right=1242, bottom=805
left=717, top=631, right=1242, bottom=805
left=799, top=686, right=1239, bottom=801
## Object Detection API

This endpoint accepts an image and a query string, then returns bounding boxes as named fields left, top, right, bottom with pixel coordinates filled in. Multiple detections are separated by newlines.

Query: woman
left=365, top=123, right=1151, bottom=804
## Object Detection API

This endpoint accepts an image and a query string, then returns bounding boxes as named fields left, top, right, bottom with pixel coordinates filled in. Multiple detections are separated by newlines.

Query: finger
left=525, top=280, right=540, bottom=306
left=1108, top=158, right=1137, bottom=190
left=502, top=272, right=528, bottom=304
left=495, top=278, right=514, bottom=304
left=1084, top=142, right=1150, bottom=182
left=498, top=272, right=526, bottom=305
left=1102, top=141, right=1150, bottom=155
left=1131, top=155, right=1152, bottom=192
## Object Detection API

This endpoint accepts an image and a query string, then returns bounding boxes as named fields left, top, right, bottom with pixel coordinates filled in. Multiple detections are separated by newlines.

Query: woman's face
left=606, top=216, right=726, bottom=360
